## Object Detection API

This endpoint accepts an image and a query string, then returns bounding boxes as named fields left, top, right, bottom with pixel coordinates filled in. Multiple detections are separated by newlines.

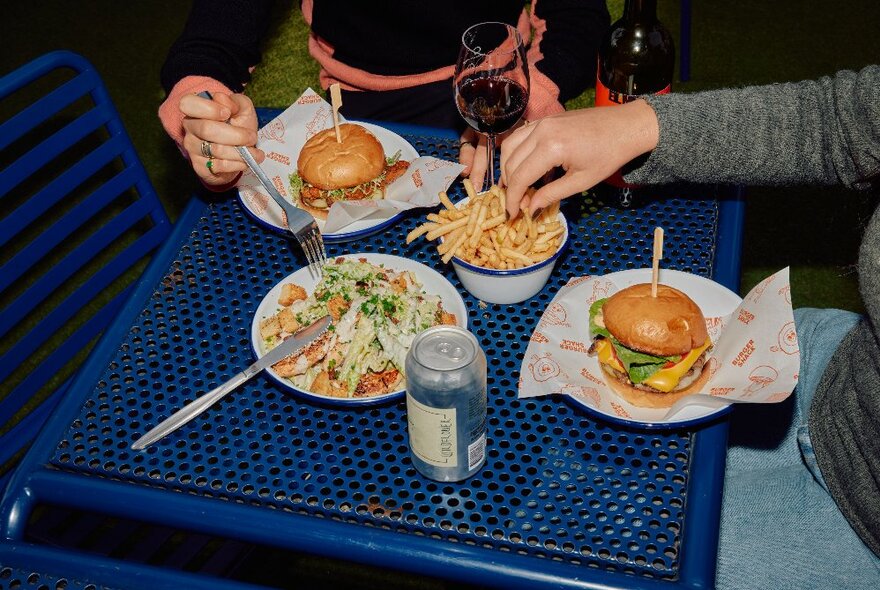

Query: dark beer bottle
left=595, top=0, right=675, bottom=205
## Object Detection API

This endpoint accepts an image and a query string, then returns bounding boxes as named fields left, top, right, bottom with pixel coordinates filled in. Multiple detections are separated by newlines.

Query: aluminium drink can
left=405, top=325, right=487, bottom=482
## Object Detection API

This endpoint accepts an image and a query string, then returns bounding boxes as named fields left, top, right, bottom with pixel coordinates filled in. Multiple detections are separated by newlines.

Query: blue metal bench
left=0, top=50, right=257, bottom=589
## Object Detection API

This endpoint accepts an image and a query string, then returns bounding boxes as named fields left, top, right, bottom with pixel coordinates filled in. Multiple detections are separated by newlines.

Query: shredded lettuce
left=267, top=259, right=448, bottom=397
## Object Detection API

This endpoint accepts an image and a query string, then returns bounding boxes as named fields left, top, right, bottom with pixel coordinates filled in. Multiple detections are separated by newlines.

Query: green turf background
left=4, top=0, right=879, bottom=311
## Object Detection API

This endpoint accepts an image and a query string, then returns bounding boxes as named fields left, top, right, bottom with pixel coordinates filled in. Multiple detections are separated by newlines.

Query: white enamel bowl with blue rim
left=447, top=198, right=569, bottom=304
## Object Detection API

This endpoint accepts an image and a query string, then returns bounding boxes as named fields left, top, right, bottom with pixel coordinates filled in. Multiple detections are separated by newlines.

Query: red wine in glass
left=456, top=75, right=528, bottom=135
left=455, top=22, right=529, bottom=188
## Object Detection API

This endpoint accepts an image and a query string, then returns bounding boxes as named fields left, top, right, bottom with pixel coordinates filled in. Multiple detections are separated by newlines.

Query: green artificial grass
left=5, top=0, right=877, bottom=311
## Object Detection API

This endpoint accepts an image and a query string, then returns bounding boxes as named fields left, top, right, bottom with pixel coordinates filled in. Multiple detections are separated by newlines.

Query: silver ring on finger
left=200, top=140, right=214, bottom=159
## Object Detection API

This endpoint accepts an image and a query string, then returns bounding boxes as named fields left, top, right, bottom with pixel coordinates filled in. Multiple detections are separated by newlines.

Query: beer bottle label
left=594, top=78, right=671, bottom=107
left=406, top=393, right=458, bottom=467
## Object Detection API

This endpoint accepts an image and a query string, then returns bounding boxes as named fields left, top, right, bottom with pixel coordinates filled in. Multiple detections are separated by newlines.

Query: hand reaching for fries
left=407, top=180, right=564, bottom=270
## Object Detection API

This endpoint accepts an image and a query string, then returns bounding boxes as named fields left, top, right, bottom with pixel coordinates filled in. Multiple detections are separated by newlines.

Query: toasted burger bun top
left=297, top=124, right=385, bottom=190
left=602, top=283, right=708, bottom=357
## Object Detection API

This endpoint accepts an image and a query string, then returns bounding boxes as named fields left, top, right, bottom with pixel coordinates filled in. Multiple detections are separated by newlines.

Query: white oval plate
left=251, top=253, right=468, bottom=406
left=555, top=268, right=742, bottom=429
left=237, top=122, right=420, bottom=243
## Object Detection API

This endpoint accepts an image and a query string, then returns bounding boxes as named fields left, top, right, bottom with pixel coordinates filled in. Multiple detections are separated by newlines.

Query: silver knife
left=132, top=315, right=332, bottom=450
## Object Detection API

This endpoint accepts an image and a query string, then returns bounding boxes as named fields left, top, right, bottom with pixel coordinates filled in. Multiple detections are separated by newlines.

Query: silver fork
left=198, top=92, right=326, bottom=276
left=236, top=145, right=326, bottom=276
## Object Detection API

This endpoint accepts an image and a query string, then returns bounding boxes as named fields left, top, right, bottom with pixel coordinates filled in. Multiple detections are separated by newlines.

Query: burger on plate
left=289, top=123, right=410, bottom=220
left=588, top=283, right=712, bottom=408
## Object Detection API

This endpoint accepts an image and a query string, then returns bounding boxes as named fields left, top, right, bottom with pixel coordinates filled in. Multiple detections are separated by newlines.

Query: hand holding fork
left=196, top=91, right=326, bottom=276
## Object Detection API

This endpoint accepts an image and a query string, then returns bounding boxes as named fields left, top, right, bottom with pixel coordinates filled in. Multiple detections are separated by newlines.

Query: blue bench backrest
left=0, top=50, right=172, bottom=478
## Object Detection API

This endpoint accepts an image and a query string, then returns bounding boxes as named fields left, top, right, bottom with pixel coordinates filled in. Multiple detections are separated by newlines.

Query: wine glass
left=454, top=22, right=530, bottom=188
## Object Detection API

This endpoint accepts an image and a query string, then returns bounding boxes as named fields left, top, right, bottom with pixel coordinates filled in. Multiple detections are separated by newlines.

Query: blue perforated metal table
left=0, top=116, right=744, bottom=590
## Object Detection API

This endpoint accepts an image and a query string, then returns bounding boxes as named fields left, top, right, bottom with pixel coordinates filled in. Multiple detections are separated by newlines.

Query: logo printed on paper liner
left=528, top=353, right=562, bottom=382
left=259, top=119, right=287, bottom=144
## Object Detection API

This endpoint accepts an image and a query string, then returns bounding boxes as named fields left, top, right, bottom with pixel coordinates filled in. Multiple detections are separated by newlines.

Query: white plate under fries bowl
left=251, top=253, right=467, bottom=407
left=237, top=122, right=420, bottom=243
left=550, top=268, right=742, bottom=430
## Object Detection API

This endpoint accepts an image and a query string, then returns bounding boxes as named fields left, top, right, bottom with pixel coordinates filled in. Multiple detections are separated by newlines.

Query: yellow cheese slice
left=642, top=339, right=712, bottom=393
left=595, top=338, right=625, bottom=373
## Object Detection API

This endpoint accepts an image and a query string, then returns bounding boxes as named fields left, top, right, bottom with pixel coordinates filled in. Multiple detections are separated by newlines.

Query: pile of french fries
left=406, top=180, right=564, bottom=269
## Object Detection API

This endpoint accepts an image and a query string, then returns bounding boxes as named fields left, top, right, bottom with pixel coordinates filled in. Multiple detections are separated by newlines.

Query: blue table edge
left=0, top=118, right=744, bottom=590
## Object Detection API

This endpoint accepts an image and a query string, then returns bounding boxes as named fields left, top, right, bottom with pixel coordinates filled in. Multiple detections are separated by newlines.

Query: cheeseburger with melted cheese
left=588, top=283, right=712, bottom=408
left=289, top=123, right=409, bottom=220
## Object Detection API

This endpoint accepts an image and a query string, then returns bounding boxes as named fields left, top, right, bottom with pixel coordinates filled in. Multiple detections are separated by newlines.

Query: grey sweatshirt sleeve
left=625, top=65, right=880, bottom=191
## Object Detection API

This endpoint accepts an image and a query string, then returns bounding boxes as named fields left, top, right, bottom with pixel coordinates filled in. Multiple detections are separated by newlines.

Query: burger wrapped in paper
left=289, top=123, right=410, bottom=220
left=588, top=283, right=712, bottom=408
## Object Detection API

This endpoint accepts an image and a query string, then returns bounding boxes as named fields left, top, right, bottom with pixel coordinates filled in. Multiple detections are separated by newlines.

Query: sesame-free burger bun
left=297, top=124, right=385, bottom=189
left=602, top=283, right=708, bottom=357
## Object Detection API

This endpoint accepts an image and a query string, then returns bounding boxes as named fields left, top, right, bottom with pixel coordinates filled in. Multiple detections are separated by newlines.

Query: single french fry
left=481, top=213, right=506, bottom=231
left=530, top=248, right=557, bottom=263
left=537, top=221, right=561, bottom=233
left=437, top=226, right=465, bottom=254
left=442, top=231, right=469, bottom=264
left=530, top=242, right=552, bottom=253
left=497, top=222, right=510, bottom=244
left=406, top=222, right=439, bottom=244
left=495, top=185, right=507, bottom=216
left=468, top=202, right=489, bottom=246
left=500, top=247, right=535, bottom=266
left=535, top=227, right=564, bottom=244
left=463, top=178, right=478, bottom=200
left=465, top=198, right=483, bottom=237
left=426, top=216, right=468, bottom=240
left=439, top=191, right=457, bottom=212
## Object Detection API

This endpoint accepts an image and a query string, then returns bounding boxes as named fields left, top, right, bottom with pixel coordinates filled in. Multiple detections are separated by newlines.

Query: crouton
left=440, top=311, right=457, bottom=326
left=327, top=296, right=350, bottom=321
left=390, top=274, right=408, bottom=294
left=277, top=307, right=299, bottom=333
left=259, top=316, right=282, bottom=339
left=278, top=283, right=307, bottom=306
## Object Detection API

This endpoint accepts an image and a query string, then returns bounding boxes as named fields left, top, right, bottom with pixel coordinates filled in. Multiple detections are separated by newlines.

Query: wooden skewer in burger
left=588, top=227, right=713, bottom=408
left=289, top=90, right=410, bottom=220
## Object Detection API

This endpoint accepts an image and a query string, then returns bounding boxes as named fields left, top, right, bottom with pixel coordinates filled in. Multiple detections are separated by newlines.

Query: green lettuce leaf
left=610, top=342, right=672, bottom=384
left=589, top=298, right=610, bottom=339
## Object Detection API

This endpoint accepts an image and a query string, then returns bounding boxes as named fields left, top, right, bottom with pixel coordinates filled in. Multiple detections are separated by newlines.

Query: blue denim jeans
left=716, top=308, right=880, bottom=589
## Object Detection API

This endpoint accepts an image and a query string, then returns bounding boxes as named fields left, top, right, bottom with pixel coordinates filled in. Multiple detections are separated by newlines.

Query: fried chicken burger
left=289, top=123, right=409, bottom=220
left=588, top=283, right=713, bottom=408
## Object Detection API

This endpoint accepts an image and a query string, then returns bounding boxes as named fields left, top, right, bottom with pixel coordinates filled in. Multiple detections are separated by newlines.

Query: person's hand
left=179, top=92, right=264, bottom=187
left=457, top=122, right=524, bottom=192
left=499, top=99, right=660, bottom=219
